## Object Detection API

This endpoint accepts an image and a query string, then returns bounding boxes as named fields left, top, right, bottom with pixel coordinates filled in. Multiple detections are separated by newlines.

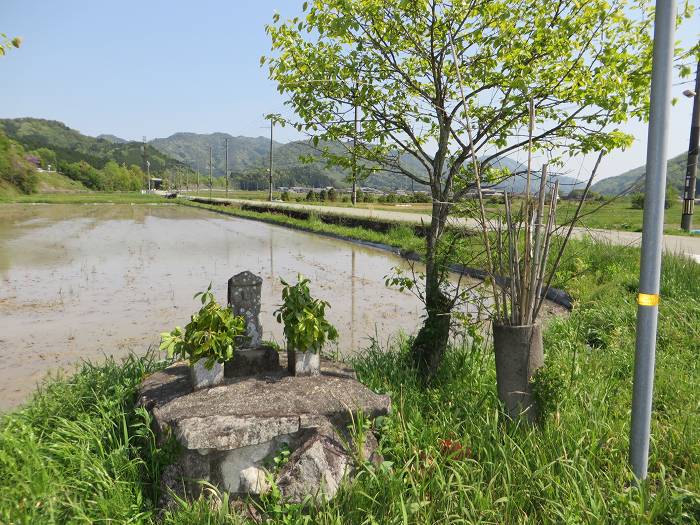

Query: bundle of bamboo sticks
left=498, top=165, right=559, bottom=326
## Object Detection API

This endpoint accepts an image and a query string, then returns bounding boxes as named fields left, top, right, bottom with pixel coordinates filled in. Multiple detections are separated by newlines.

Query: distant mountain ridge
left=0, top=117, right=596, bottom=194
left=96, top=134, right=127, bottom=144
left=0, top=118, right=181, bottom=173
left=591, top=152, right=690, bottom=196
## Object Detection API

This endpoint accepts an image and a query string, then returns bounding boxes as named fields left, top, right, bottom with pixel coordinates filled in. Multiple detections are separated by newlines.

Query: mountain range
left=0, top=118, right=179, bottom=173
left=3, top=117, right=690, bottom=196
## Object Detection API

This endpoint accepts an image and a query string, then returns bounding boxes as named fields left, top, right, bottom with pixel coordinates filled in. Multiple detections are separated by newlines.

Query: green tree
left=34, top=147, right=57, bottom=170
left=265, top=0, right=688, bottom=378
left=0, top=131, right=37, bottom=193
left=0, top=34, right=21, bottom=56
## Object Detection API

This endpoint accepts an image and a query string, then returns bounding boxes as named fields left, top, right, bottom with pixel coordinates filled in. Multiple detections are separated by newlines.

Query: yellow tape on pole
left=637, top=293, right=660, bottom=307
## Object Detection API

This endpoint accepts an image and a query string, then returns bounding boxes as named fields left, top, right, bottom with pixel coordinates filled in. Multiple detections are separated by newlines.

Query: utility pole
left=681, top=59, right=700, bottom=231
left=143, top=136, right=149, bottom=191
left=196, top=162, right=200, bottom=195
left=225, top=137, right=229, bottom=199
left=268, top=119, right=274, bottom=202
left=629, top=0, right=676, bottom=481
left=209, top=146, right=213, bottom=199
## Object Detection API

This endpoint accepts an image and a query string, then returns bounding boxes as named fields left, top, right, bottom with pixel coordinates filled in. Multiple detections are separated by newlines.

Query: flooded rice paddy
left=0, top=203, right=438, bottom=411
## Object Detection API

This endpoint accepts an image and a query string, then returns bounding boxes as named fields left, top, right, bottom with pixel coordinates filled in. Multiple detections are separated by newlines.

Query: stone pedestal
left=137, top=359, right=390, bottom=505
left=227, top=271, right=263, bottom=347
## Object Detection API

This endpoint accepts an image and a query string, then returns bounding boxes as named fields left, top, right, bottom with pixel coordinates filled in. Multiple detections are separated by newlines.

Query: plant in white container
left=160, top=284, right=248, bottom=390
left=275, top=276, right=338, bottom=376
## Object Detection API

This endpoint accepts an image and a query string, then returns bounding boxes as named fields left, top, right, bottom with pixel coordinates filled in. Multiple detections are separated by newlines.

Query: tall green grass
left=0, top=353, right=169, bottom=523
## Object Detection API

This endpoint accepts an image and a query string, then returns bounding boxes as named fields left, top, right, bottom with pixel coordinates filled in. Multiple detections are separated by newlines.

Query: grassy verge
left=0, top=191, right=169, bottom=204
left=1, top=199, right=697, bottom=523
left=212, top=191, right=691, bottom=235
left=1, top=240, right=698, bottom=523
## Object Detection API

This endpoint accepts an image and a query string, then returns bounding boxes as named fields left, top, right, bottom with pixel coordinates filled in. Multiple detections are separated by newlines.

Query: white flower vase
left=190, top=360, right=224, bottom=390
left=287, top=345, right=320, bottom=377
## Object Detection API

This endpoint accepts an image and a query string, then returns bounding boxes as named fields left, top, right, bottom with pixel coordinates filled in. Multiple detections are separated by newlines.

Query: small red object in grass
left=439, top=439, right=472, bottom=460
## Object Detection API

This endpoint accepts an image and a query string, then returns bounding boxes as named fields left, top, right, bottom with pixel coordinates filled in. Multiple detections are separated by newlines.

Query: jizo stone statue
left=227, top=271, right=263, bottom=347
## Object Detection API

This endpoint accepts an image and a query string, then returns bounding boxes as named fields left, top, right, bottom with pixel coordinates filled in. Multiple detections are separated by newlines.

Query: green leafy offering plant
left=530, top=365, right=565, bottom=421
left=274, top=275, right=338, bottom=353
left=159, top=284, right=248, bottom=369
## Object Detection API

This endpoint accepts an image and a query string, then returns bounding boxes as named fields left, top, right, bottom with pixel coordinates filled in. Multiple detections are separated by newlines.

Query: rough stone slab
left=277, top=427, right=380, bottom=503
left=138, top=360, right=390, bottom=452
left=174, top=415, right=300, bottom=450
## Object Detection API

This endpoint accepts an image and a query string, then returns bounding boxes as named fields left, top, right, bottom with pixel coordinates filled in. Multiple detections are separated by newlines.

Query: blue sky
left=2, top=0, right=698, bottom=180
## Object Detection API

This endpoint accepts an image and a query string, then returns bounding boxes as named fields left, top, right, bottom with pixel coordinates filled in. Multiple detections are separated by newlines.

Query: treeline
left=59, top=160, right=146, bottom=191
left=231, top=166, right=338, bottom=191
left=0, top=130, right=38, bottom=193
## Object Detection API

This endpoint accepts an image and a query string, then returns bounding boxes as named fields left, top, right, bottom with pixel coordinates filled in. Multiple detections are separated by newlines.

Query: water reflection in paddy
left=0, top=203, right=443, bottom=410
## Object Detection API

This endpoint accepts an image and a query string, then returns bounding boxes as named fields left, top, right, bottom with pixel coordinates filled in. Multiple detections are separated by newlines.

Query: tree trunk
left=411, top=199, right=451, bottom=380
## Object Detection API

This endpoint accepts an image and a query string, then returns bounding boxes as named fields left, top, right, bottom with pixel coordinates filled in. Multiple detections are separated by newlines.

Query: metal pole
left=209, top=146, right=213, bottom=199
left=225, top=137, right=229, bottom=199
left=352, top=101, right=358, bottom=206
left=629, top=0, right=676, bottom=481
left=681, top=60, right=700, bottom=231
left=269, top=120, right=274, bottom=202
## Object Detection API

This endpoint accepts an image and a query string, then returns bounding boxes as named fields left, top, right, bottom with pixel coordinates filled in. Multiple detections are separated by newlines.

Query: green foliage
left=0, top=129, right=37, bottom=194
left=274, top=275, right=338, bottom=352
left=0, top=118, right=180, bottom=174
left=264, top=0, right=681, bottom=194
left=631, top=192, right=646, bottom=209
left=629, top=187, right=679, bottom=211
left=0, top=33, right=21, bottom=56
left=0, top=352, right=170, bottom=523
left=32, top=147, right=56, bottom=169
left=160, top=284, right=248, bottom=369
left=530, top=365, right=565, bottom=420
left=665, top=185, right=678, bottom=209
left=59, top=159, right=146, bottom=191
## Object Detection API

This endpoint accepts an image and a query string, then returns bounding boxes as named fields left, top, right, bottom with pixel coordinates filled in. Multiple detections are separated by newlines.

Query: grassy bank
left=192, top=190, right=688, bottom=234
left=1, top=198, right=698, bottom=523
left=1, top=239, right=698, bottom=523
left=0, top=191, right=168, bottom=204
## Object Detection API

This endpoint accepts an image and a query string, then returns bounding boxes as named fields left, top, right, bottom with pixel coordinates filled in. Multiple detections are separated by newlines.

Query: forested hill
left=149, top=132, right=419, bottom=190
left=591, top=152, right=690, bottom=196
left=0, top=118, right=181, bottom=172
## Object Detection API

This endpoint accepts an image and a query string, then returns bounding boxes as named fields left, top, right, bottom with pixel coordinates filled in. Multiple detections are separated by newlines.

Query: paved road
left=194, top=196, right=700, bottom=263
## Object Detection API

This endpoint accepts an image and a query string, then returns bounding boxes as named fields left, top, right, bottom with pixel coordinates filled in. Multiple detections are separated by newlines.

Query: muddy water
left=0, top=203, right=436, bottom=411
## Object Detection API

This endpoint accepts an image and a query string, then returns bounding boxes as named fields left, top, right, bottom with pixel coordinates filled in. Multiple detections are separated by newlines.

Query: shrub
left=159, top=285, right=247, bottom=368
left=630, top=192, right=645, bottom=209
left=281, top=191, right=290, bottom=201
left=274, top=275, right=338, bottom=352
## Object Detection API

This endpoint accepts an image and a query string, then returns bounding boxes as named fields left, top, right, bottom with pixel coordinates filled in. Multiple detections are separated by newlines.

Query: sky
left=2, top=0, right=699, bottom=180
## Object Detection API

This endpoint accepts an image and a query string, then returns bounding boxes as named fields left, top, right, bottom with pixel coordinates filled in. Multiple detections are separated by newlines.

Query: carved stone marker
left=228, top=271, right=263, bottom=347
